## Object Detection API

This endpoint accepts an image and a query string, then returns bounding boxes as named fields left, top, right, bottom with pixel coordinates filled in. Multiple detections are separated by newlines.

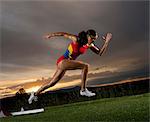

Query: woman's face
left=87, top=34, right=98, bottom=44
left=87, top=36, right=94, bottom=44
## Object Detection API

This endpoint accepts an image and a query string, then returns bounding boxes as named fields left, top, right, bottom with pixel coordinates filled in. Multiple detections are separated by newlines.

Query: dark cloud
left=1, top=1, right=149, bottom=81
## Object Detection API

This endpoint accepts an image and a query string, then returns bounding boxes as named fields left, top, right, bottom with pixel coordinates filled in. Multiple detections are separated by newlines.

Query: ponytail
left=77, top=31, right=88, bottom=46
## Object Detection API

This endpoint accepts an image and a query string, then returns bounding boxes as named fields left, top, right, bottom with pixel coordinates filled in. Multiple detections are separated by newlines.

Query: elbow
left=99, top=53, right=103, bottom=56
left=95, top=51, right=100, bottom=55
left=99, top=51, right=103, bottom=56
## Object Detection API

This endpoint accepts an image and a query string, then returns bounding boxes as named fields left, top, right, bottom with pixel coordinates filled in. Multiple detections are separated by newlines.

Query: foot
left=80, top=88, right=96, bottom=97
left=28, top=92, right=38, bottom=104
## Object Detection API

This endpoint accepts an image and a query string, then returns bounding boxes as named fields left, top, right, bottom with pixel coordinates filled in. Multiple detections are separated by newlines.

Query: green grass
left=1, top=93, right=150, bottom=122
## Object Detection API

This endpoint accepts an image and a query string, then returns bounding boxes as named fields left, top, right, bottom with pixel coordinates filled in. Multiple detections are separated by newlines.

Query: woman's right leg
left=58, top=59, right=89, bottom=91
left=59, top=59, right=95, bottom=97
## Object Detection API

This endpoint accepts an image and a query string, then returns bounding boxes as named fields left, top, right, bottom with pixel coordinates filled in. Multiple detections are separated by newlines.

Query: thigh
left=57, top=59, right=89, bottom=70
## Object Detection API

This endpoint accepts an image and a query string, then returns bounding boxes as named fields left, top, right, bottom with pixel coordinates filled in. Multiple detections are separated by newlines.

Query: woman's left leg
left=28, top=68, right=66, bottom=104
left=35, top=69, right=66, bottom=95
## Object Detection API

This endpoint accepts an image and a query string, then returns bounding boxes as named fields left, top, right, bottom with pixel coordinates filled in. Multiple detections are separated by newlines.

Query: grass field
left=1, top=93, right=149, bottom=122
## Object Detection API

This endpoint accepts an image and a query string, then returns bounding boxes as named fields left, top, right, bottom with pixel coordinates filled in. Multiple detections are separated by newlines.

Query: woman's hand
left=43, top=34, right=54, bottom=39
left=102, top=33, right=112, bottom=43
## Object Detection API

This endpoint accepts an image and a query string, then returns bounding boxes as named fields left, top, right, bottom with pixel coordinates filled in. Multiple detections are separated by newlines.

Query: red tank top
left=56, top=42, right=89, bottom=65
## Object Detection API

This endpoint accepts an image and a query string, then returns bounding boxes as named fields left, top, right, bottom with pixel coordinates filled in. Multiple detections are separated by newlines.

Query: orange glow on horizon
left=0, top=78, right=37, bottom=87
left=25, top=79, right=81, bottom=93
left=45, top=79, right=81, bottom=92
left=26, top=86, right=41, bottom=93
left=0, top=79, right=81, bottom=99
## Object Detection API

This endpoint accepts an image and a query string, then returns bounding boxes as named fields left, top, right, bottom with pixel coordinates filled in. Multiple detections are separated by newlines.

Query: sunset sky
left=0, top=1, right=149, bottom=97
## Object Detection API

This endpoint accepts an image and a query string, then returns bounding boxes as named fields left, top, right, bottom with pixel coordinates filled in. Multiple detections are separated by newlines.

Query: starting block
left=11, top=107, right=44, bottom=116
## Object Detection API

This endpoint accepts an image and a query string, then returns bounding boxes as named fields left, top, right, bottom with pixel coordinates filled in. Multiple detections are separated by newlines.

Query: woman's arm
left=99, top=41, right=109, bottom=56
left=90, top=43, right=100, bottom=54
left=90, top=33, right=112, bottom=56
left=44, top=32, right=77, bottom=42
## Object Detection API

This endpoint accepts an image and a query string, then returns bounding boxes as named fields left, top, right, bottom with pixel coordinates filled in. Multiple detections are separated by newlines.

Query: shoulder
left=71, top=35, right=78, bottom=42
left=64, top=33, right=77, bottom=42
left=70, top=35, right=78, bottom=43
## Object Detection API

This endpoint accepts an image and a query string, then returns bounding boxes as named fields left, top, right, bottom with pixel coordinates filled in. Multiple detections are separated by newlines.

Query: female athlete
left=28, top=29, right=112, bottom=104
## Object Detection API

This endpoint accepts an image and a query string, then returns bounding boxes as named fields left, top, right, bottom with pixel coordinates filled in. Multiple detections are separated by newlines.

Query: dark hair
left=77, top=31, right=88, bottom=46
left=77, top=29, right=97, bottom=46
left=86, top=29, right=96, bottom=38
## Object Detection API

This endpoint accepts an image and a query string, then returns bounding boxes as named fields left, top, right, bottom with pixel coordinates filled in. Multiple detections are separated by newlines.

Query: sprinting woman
left=28, top=29, right=112, bottom=104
